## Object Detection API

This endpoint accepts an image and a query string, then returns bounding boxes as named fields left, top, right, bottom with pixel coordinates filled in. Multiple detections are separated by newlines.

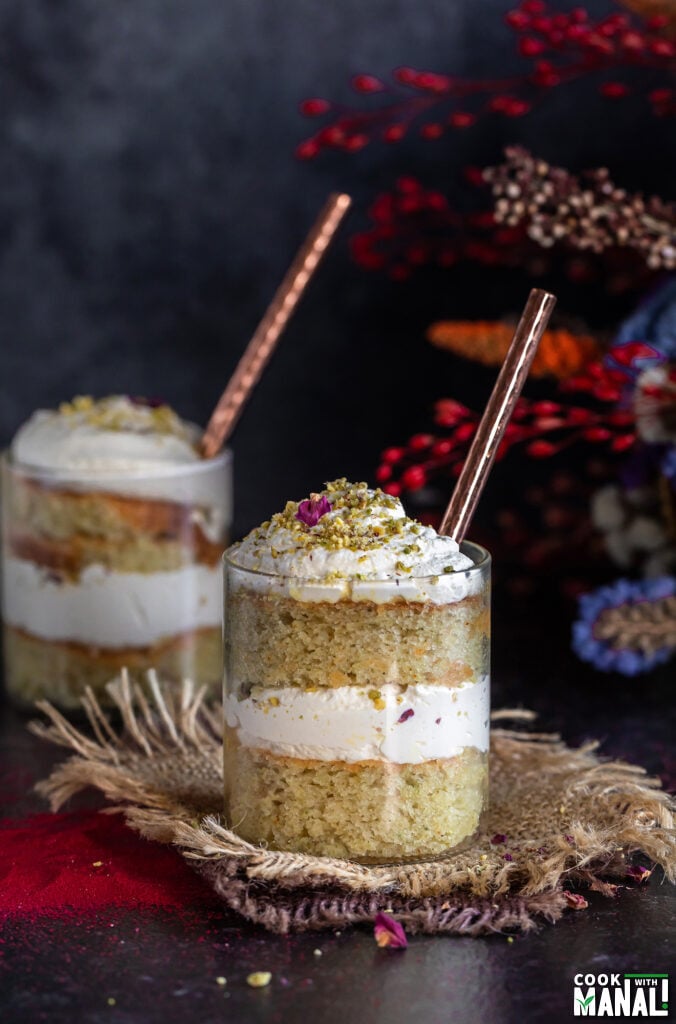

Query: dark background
left=0, top=0, right=674, bottom=535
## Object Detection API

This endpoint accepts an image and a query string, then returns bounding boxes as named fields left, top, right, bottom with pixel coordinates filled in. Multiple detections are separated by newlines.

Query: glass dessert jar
left=223, top=480, right=490, bottom=863
left=1, top=397, right=232, bottom=708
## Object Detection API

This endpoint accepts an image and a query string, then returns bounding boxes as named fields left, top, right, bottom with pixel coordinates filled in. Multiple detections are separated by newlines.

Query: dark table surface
left=1, top=602, right=674, bottom=1024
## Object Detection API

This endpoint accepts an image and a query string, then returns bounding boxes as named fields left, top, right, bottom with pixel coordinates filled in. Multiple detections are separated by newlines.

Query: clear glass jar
left=223, top=541, right=490, bottom=863
left=1, top=450, right=232, bottom=709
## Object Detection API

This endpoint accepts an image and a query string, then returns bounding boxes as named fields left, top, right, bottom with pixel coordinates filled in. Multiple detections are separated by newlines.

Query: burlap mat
left=30, top=672, right=676, bottom=936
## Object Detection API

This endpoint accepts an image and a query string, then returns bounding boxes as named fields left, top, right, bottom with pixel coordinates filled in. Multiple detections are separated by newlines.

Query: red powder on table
left=0, top=810, right=215, bottom=920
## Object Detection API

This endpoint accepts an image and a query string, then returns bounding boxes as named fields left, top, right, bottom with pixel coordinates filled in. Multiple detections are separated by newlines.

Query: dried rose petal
left=374, top=912, right=408, bottom=949
left=491, top=833, right=507, bottom=845
left=503, top=853, right=513, bottom=862
left=397, top=708, right=414, bottom=724
left=564, top=892, right=589, bottom=910
left=296, top=494, right=332, bottom=527
left=626, top=864, right=653, bottom=883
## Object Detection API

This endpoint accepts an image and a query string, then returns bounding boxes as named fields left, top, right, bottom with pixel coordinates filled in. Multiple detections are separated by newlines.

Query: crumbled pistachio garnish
left=368, top=689, right=386, bottom=711
left=58, top=395, right=189, bottom=440
left=240, top=479, right=425, bottom=556
left=247, top=972, right=272, bottom=988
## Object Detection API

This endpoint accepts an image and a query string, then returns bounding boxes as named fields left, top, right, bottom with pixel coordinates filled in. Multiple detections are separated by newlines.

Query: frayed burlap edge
left=30, top=671, right=676, bottom=935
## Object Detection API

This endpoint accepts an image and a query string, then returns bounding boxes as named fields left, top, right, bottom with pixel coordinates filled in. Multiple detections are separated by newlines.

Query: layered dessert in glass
left=1, top=395, right=231, bottom=708
left=223, top=479, right=490, bottom=862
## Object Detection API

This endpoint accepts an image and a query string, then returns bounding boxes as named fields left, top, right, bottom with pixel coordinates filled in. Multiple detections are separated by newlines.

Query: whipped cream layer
left=225, top=676, right=489, bottom=765
left=229, top=479, right=479, bottom=604
left=2, top=558, right=222, bottom=647
left=11, top=396, right=231, bottom=511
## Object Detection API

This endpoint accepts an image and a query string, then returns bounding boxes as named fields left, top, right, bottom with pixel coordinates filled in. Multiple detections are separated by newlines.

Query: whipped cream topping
left=10, top=395, right=232, bottom=512
left=228, top=479, right=477, bottom=603
left=12, top=395, right=201, bottom=474
left=2, top=558, right=222, bottom=647
left=225, top=676, right=489, bottom=764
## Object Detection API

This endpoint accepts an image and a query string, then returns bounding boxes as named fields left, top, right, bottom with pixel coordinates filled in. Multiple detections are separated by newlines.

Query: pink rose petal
left=374, top=912, right=408, bottom=949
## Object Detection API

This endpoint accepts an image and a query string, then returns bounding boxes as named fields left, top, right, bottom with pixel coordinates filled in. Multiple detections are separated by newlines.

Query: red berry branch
left=296, top=2, right=675, bottom=159
left=350, top=170, right=661, bottom=286
left=377, top=377, right=637, bottom=498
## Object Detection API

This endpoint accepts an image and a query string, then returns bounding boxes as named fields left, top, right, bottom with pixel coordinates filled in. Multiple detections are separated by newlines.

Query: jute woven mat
left=31, top=673, right=676, bottom=936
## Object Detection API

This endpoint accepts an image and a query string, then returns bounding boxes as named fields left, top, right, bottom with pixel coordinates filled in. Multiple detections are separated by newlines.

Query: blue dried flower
left=573, top=577, right=676, bottom=675
left=661, top=446, right=676, bottom=483
left=615, top=279, right=676, bottom=360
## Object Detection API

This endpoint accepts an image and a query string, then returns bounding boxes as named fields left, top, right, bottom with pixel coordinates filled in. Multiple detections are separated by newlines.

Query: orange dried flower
left=427, top=320, right=599, bottom=379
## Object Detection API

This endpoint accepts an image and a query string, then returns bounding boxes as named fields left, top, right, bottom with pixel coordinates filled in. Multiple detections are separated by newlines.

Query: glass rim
left=224, top=538, right=491, bottom=584
left=1, top=446, right=232, bottom=482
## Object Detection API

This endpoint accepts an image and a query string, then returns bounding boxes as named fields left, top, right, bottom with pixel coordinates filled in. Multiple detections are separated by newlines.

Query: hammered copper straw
left=440, top=288, right=557, bottom=541
left=201, top=192, right=352, bottom=458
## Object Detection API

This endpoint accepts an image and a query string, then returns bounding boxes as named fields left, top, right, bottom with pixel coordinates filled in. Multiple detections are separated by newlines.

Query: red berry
left=649, top=88, right=672, bottom=104
left=416, top=72, right=452, bottom=92
left=527, top=440, right=557, bottom=457
left=432, top=439, right=454, bottom=457
left=533, top=400, right=561, bottom=415
left=489, top=96, right=510, bottom=112
left=384, top=482, right=402, bottom=497
left=611, top=434, right=635, bottom=452
left=319, top=125, right=345, bottom=146
left=426, top=191, right=448, bottom=210
left=565, top=23, right=591, bottom=41
left=646, top=14, right=669, bottom=29
left=398, top=195, right=423, bottom=214
left=503, top=99, right=531, bottom=116
left=449, top=111, right=476, bottom=128
left=566, top=407, right=593, bottom=424
left=383, top=124, right=407, bottom=142
left=295, top=139, right=320, bottom=160
left=584, top=427, right=612, bottom=442
left=352, top=74, right=385, bottom=93
left=620, top=31, right=644, bottom=51
left=570, top=7, right=588, bottom=22
left=342, top=133, right=369, bottom=151
left=599, top=82, right=629, bottom=99
left=394, top=66, right=418, bottom=85
left=505, top=10, right=530, bottom=30
left=521, top=0, right=546, bottom=13
left=464, top=165, right=487, bottom=186
left=455, top=423, right=476, bottom=443
left=375, top=464, right=392, bottom=482
left=401, top=465, right=427, bottom=490
left=420, top=123, right=444, bottom=139
left=409, top=433, right=434, bottom=450
left=397, top=176, right=421, bottom=194
left=299, top=98, right=331, bottom=117
left=382, top=447, right=405, bottom=464
left=650, top=39, right=675, bottom=58
left=519, top=36, right=547, bottom=56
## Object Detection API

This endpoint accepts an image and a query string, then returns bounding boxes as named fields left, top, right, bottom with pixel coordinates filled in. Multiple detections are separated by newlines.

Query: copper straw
left=201, top=192, right=352, bottom=458
left=440, top=287, right=557, bottom=541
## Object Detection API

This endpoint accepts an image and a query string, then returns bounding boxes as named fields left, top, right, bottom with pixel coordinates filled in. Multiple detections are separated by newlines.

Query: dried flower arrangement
left=294, top=1, right=676, bottom=675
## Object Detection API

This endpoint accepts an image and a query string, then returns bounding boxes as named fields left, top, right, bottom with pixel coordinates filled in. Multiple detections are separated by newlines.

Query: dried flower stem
left=484, top=146, right=676, bottom=269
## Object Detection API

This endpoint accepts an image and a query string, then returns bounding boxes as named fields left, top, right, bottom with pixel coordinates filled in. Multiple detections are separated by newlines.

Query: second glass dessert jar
left=223, top=532, right=490, bottom=864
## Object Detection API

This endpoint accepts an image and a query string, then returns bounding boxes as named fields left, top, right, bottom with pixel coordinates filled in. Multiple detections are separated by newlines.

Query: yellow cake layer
left=5, top=477, right=223, bottom=574
left=3, top=625, right=222, bottom=708
left=226, top=588, right=489, bottom=690
left=224, top=731, right=488, bottom=860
